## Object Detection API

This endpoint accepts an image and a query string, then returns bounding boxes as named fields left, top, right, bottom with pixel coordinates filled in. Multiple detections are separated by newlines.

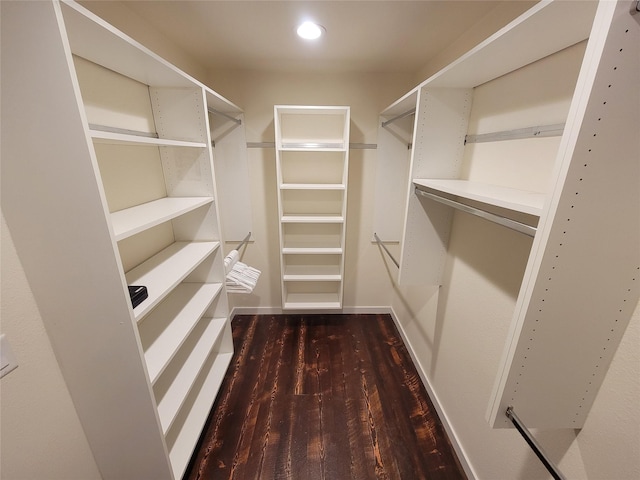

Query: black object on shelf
left=128, top=285, right=148, bottom=308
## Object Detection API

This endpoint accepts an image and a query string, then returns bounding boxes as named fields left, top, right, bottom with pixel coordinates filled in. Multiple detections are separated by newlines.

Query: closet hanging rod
left=235, top=232, right=252, bottom=251
left=246, top=142, right=377, bottom=149
left=207, top=107, right=242, bottom=125
left=89, top=123, right=158, bottom=138
left=381, top=108, right=416, bottom=128
left=506, top=407, right=566, bottom=480
left=373, top=233, right=399, bottom=268
left=464, top=123, right=564, bottom=144
left=414, top=187, right=537, bottom=237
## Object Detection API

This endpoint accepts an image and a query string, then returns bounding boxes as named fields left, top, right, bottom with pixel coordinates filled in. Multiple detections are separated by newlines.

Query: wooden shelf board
left=140, top=283, right=223, bottom=384
left=112, top=197, right=213, bottom=241
left=155, top=316, right=227, bottom=435
left=126, top=241, right=219, bottom=321
left=413, top=179, right=544, bottom=216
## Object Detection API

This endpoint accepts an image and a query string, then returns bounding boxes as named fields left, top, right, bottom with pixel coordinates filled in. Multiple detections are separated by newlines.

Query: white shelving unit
left=2, top=1, right=243, bottom=478
left=274, top=106, right=350, bottom=310
left=378, top=0, right=639, bottom=429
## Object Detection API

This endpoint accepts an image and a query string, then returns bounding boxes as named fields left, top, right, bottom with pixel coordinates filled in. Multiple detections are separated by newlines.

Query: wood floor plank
left=185, top=314, right=467, bottom=480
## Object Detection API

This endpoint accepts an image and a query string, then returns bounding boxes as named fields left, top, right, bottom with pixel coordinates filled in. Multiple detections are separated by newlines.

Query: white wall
left=0, top=216, right=102, bottom=479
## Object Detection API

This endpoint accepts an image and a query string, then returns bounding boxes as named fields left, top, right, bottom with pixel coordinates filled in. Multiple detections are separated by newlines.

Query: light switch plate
left=0, top=334, right=19, bottom=379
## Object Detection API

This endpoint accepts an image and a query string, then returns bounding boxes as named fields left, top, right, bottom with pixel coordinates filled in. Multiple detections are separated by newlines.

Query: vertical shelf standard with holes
left=274, top=106, right=350, bottom=310
left=377, top=0, right=639, bottom=430
left=1, top=1, right=244, bottom=478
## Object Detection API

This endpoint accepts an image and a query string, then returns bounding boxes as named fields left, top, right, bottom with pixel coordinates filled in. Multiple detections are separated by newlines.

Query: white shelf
left=282, top=247, right=343, bottom=255
left=284, top=273, right=342, bottom=281
left=275, top=105, right=349, bottom=310
left=380, top=1, right=598, bottom=99
left=90, top=129, right=207, bottom=148
left=140, top=283, right=223, bottom=384
left=168, top=351, right=233, bottom=479
left=154, top=316, right=227, bottom=434
left=413, top=179, right=544, bottom=217
left=281, top=214, right=344, bottom=223
left=62, top=0, right=200, bottom=88
left=280, top=183, right=345, bottom=190
left=125, top=241, right=219, bottom=321
left=283, top=292, right=342, bottom=310
left=112, top=197, right=213, bottom=241
left=283, top=264, right=341, bottom=281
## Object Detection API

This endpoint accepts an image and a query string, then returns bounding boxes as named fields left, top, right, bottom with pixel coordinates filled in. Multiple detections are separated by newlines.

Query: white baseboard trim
left=226, top=304, right=475, bottom=478
left=229, top=305, right=397, bottom=318
left=386, top=306, right=477, bottom=480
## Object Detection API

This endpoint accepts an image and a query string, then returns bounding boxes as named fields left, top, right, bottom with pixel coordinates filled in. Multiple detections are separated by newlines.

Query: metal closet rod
left=465, top=123, right=565, bottom=144
left=245, top=142, right=377, bottom=149
left=235, top=232, right=252, bottom=250
left=373, top=233, right=399, bottom=268
left=414, top=187, right=537, bottom=237
left=506, top=407, right=566, bottom=480
left=89, top=123, right=159, bottom=138
left=381, top=108, right=416, bottom=128
left=207, top=107, right=242, bottom=125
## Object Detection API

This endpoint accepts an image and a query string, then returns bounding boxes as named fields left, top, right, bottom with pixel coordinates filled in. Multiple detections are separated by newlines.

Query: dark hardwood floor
left=185, top=314, right=466, bottom=480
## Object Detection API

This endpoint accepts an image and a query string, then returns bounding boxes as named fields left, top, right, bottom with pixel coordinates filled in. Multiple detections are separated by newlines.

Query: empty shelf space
left=283, top=292, right=342, bottom=310
left=283, top=262, right=341, bottom=281
left=90, top=128, right=207, bottom=148
left=281, top=189, right=344, bottom=217
left=154, top=316, right=227, bottom=435
left=111, top=197, right=213, bottom=241
left=279, top=150, right=347, bottom=185
left=139, top=283, right=223, bottom=384
left=167, top=351, right=233, bottom=479
left=413, top=179, right=545, bottom=217
left=61, top=2, right=197, bottom=89
left=276, top=107, right=349, bottom=149
left=125, top=241, right=219, bottom=321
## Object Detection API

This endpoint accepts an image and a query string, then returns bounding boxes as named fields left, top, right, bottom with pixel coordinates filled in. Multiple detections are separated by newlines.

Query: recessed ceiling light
left=297, top=21, right=324, bottom=40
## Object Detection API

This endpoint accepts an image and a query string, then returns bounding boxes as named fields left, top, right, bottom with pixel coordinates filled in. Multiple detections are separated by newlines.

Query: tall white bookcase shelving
left=274, top=106, right=351, bottom=310
left=377, top=0, right=638, bottom=429
left=2, top=1, right=244, bottom=478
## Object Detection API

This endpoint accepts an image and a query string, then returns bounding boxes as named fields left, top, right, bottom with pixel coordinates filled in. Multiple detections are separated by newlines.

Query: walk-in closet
left=2, top=1, right=638, bottom=479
